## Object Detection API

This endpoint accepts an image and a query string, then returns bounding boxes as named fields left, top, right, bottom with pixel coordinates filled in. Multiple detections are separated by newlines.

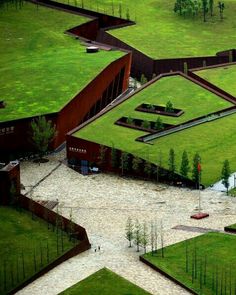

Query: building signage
left=69, top=147, right=87, bottom=154
left=0, top=126, right=14, bottom=136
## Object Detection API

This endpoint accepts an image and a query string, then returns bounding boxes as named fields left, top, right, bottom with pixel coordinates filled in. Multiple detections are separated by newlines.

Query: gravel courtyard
left=17, top=151, right=236, bottom=295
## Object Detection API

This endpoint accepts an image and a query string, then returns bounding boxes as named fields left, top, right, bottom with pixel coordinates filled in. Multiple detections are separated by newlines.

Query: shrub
left=141, top=120, right=151, bottom=129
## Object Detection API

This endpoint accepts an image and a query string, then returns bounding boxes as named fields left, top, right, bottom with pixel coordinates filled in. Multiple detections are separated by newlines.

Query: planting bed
left=72, top=74, right=235, bottom=186
left=115, top=116, right=173, bottom=133
left=59, top=268, right=151, bottom=295
left=141, top=232, right=236, bottom=295
left=136, top=103, right=184, bottom=117
left=0, top=206, right=77, bottom=295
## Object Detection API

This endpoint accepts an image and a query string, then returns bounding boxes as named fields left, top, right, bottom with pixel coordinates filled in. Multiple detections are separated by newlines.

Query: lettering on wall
left=69, top=147, right=87, bottom=154
left=0, top=126, right=14, bottom=136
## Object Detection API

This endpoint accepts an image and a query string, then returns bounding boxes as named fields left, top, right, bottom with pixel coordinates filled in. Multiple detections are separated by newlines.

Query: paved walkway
left=17, top=151, right=236, bottom=295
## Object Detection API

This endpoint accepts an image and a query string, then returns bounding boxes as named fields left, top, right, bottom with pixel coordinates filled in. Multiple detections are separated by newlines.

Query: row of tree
left=174, top=0, right=225, bottom=21
left=184, top=239, right=236, bottom=294
left=125, top=217, right=165, bottom=256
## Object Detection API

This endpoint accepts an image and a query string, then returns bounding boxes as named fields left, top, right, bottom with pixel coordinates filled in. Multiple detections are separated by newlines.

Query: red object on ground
left=191, top=212, right=209, bottom=219
left=197, top=162, right=201, bottom=173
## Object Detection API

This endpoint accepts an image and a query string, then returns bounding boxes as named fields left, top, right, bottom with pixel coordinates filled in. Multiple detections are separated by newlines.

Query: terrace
left=194, top=64, right=236, bottom=97
left=0, top=1, right=124, bottom=123
left=54, top=0, right=236, bottom=59
left=73, top=73, right=234, bottom=186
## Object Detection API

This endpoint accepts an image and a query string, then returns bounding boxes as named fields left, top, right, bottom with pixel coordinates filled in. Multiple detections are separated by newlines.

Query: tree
left=98, top=145, right=107, bottom=167
left=218, top=1, right=225, bottom=19
left=140, top=74, right=148, bottom=85
left=118, top=3, right=122, bottom=18
left=168, top=148, right=176, bottom=179
left=31, top=116, right=57, bottom=162
left=180, top=150, right=190, bottom=178
left=221, top=159, right=230, bottom=195
left=126, top=8, right=130, bottom=20
left=209, top=0, right=214, bottom=16
left=192, top=152, right=201, bottom=187
left=111, top=0, right=114, bottom=15
left=154, top=117, right=164, bottom=130
left=144, top=161, right=152, bottom=178
left=125, top=217, right=134, bottom=247
left=111, top=146, right=119, bottom=169
left=126, top=116, right=134, bottom=125
left=165, top=101, right=174, bottom=113
left=202, top=0, right=208, bottom=22
left=134, top=219, right=141, bottom=252
left=184, top=62, right=188, bottom=74
left=120, top=152, right=129, bottom=175
left=141, top=120, right=151, bottom=129
left=132, top=156, right=142, bottom=173
left=140, top=222, right=149, bottom=253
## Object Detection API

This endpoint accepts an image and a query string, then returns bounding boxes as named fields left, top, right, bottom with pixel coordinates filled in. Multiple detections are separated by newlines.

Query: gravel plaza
left=17, top=151, right=236, bottom=295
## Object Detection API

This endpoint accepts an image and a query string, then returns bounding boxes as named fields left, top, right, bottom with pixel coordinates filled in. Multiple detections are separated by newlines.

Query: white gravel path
left=16, top=152, right=236, bottom=295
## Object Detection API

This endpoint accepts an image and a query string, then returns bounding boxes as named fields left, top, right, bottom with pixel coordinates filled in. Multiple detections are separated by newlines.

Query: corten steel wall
left=189, top=62, right=236, bottom=100
left=0, top=53, right=131, bottom=158
left=0, top=163, right=21, bottom=205
left=66, top=135, right=196, bottom=187
left=0, top=113, right=57, bottom=160
left=96, top=30, right=154, bottom=79
left=153, top=55, right=230, bottom=76
left=8, top=193, right=90, bottom=295
left=54, top=53, right=131, bottom=147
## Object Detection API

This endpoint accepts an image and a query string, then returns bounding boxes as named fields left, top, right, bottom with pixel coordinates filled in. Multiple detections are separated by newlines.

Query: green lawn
left=143, top=232, right=236, bottom=295
left=0, top=1, right=124, bottom=122
left=59, top=268, right=151, bottom=295
left=195, top=64, right=236, bottom=97
left=0, top=206, right=76, bottom=294
left=74, top=75, right=234, bottom=186
left=54, top=0, right=236, bottom=59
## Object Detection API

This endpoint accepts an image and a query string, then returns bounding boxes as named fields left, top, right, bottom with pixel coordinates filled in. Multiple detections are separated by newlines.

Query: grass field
left=54, top=0, right=236, bottom=59
left=74, top=75, right=234, bottom=186
left=0, top=1, right=124, bottom=122
left=0, top=206, right=76, bottom=294
left=196, top=64, right=236, bottom=97
left=60, top=268, right=150, bottom=295
left=143, top=232, right=236, bottom=295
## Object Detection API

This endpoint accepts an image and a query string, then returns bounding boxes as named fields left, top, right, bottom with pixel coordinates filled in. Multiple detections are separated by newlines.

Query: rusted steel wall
left=0, top=53, right=131, bottom=159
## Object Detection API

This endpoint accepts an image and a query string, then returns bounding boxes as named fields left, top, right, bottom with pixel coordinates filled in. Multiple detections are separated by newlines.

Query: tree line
left=125, top=217, right=165, bottom=256
left=174, top=0, right=225, bottom=21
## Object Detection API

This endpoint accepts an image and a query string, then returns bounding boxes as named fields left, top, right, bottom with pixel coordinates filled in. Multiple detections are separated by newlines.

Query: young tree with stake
left=221, top=159, right=231, bottom=195
left=180, top=150, right=190, bottom=178
left=134, top=219, right=141, bottom=252
left=140, top=222, right=149, bottom=253
left=168, top=148, right=176, bottom=180
left=125, top=217, right=134, bottom=247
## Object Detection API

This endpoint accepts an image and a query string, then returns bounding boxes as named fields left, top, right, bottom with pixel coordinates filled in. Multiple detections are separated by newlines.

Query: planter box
left=136, top=103, right=184, bottom=117
left=115, top=117, right=173, bottom=133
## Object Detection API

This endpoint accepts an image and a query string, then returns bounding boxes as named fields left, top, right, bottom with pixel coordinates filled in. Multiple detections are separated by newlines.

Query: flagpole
left=198, top=167, right=201, bottom=213
left=197, top=160, right=201, bottom=213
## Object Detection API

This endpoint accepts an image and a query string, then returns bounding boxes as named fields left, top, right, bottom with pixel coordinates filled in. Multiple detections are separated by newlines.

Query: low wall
left=140, top=256, right=197, bottom=295
left=66, top=136, right=196, bottom=187
left=8, top=193, right=91, bottom=294
left=33, top=0, right=235, bottom=80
